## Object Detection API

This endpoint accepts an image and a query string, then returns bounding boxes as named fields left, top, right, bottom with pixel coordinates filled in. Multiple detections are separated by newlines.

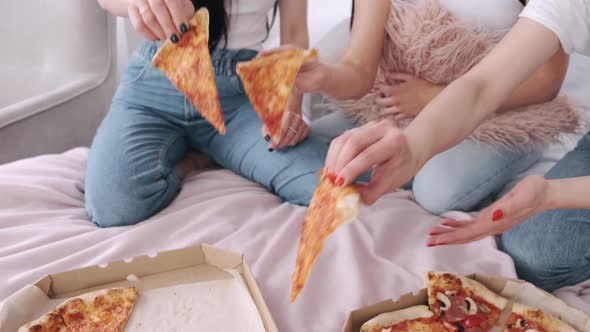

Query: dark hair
left=194, top=0, right=279, bottom=50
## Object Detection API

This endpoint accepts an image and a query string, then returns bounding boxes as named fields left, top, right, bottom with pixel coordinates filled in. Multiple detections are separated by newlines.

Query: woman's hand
left=426, top=175, right=551, bottom=246
left=325, top=119, right=423, bottom=204
left=127, top=0, right=195, bottom=42
left=376, top=73, right=443, bottom=120
left=262, top=93, right=310, bottom=150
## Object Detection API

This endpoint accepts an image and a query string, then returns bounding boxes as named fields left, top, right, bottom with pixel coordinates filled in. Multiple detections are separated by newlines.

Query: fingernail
left=428, top=232, right=438, bottom=236
left=327, top=173, right=338, bottom=184
left=180, top=23, right=188, bottom=34
left=335, top=176, right=345, bottom=186
left=170, top=33, right=179, bottom=43
left=264, top=135, right=270, bottom=142
left=427, top=243, right=436, bottom=247
left=492, top=209, right=504, bottom=222
left=268, top=148, right=274, bottom=152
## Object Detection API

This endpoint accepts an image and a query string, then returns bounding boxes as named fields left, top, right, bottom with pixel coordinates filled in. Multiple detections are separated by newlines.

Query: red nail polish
left=428, top=232, right=438, bottom=236
left=427, top=243, right=436, bottom=247
left=492, top=209, right=504, bottom=221
left=326, top=173, right=337, bottom=184
left=335, top=177, right=345, bottom=186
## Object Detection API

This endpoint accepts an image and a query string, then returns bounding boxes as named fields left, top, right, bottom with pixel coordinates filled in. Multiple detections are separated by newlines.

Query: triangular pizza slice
left=152, top=8, right=226, bottom=134
left=237, top=48, right=318, bottom=144
left=290, top=168, right=360, bottom=302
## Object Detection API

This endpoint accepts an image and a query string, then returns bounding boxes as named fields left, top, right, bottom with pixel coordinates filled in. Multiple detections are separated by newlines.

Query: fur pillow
left=326, top=0, right=581, bottom=151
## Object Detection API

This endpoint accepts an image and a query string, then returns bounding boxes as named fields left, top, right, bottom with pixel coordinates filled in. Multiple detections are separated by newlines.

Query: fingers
left=440, top=218, right=471, bottom=228
left=428, top=225, right=454, bottom=236
left=149, top=0, right=180, bottom=42
left=272, top=112, right=309, bottom=150
left=338, top=136, right=394, bottom=188
left=356, top=160, right=396, bottom=205
left=375, top=96, right=398, bottom=107
left=333, top=123, right=384, bottom=178
left=135, top=0, right=166, bottom=40
left=128, top=4, right=159, bottom=41
left=426, top=223, right=489, bottom=247
left=165, top=0, right=194, bottom=35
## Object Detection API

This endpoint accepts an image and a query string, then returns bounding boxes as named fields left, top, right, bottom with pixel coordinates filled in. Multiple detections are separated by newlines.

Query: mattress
left=0, top=148, right=518, bottom=331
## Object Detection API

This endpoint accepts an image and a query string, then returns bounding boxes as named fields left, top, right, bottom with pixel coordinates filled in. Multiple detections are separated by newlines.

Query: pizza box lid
left=340, top=273, right=589, bottom=332
left=1, top=244, right=278, bottom=332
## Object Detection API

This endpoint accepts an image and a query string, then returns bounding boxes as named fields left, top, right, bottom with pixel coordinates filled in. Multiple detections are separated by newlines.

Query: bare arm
left=405, top=18, right=563, bottom=167
left=278, top=0, right=309, bottom=49
left=546, top=177, right=590, bottom=209
left=97, top=0, right=128, bottom=16
left=319, top=0, right=389, bottom=99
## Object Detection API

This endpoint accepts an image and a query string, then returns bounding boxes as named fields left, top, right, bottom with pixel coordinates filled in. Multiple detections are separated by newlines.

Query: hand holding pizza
left=128, top=0, right=195, bottom=42
left=325, top=119, right=422, bottom=204
left=427, top=175, right=551, bottom=246
left=262, top=93, right=310, bottom=150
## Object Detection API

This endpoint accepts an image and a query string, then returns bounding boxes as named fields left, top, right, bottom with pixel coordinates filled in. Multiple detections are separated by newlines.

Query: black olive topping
left=454, top=323, right=465, bottom=332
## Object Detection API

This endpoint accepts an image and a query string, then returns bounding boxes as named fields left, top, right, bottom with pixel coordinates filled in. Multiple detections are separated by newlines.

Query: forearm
left=497, top=49, right=568, bottom=112
left=97, top=0, right=129, bottom=16
left=320, top=61, right=376, bottom=100
left=546, top=177, right=590, bottom=210
left=404, top=77, right=495, bottom=167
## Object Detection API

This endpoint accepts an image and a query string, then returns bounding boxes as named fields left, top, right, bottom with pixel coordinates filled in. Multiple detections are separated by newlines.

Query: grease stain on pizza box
left=0, top=244, right=278, bottom=332
left=341, top=274, right=590, bottom=332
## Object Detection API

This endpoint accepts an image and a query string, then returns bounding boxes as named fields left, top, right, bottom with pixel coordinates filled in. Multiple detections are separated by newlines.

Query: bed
left=2, top=4, right=590, bottom=332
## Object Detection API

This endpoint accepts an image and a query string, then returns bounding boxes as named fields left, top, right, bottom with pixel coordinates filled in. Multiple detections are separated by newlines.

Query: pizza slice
left=152, top=8, right=226, bottom=134
left=19, top=287, right=139, bottom=332
left=361, top=305, right=447, bottom=332
left=425, top=271, right=508, bottom=332
left=290, top=168, right=360, bottom=302
left=236, top=48, right=318, bottom=144
left=503, top=303, right=577, bottom=332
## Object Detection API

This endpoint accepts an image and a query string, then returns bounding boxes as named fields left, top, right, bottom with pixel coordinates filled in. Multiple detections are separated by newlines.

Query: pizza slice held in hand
left=503, top=303, right=577, bottom=332
left=290, top=168, right=360, bottom=302
left=425, top=271, right=508, bottom=332
left=361, top=305, right=447, bottom=332
left=236, top=48, right=318, bottom=145
left=152, top=8, right=226, bottom=134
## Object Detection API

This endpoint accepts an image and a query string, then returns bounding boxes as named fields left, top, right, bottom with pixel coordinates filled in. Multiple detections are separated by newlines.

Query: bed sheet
left=0, top=148, right=517, bottom=331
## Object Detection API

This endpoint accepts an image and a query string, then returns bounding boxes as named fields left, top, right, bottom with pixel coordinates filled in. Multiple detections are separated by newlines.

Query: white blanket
left=0, top=148, right=518, bottom=331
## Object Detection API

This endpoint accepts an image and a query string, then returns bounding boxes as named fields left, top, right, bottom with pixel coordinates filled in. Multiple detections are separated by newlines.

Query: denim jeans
left=501, top=131, right=590, bottom=292
left=85, top=41, right=330, bottom=227
left=311, top=112, right=541, bottom=214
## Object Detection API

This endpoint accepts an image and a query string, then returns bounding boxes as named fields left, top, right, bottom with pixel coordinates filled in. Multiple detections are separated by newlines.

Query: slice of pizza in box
left=342, top=272, right=590, bottom=332
left=0, top=244, right=278, bottom=332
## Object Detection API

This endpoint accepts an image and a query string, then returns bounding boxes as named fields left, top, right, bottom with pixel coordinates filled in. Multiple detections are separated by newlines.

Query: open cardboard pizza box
left=341, top=274, right=590, bottom=332
left=0, top=244, right=278, bottom=332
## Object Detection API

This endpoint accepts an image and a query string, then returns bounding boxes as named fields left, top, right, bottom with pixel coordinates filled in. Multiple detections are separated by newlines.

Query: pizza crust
left=510, top=303, right=578, bottom=332
left=360, top=305, right=434, bottom=332
left=18, top=287, right=138, bottom=332
left=425, top=271, right=508, bottom=310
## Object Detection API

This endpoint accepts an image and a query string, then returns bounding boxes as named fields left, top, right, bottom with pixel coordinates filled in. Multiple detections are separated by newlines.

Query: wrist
left=543, top=179, right=563, bottom=211
left=403, top=127, right=431, bottom=174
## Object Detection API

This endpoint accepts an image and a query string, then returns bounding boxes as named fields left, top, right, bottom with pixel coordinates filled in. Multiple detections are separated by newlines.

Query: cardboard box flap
left=41, top=245, right=212, bottom=296
left=202, top=243, right=244, bottom=272
left=344, top=290, right=428, bottom=332
left=243, top=261, right=278, bottom=332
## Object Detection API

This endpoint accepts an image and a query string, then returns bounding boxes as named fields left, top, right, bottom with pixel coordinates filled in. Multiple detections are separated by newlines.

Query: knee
left=274, top=171, right=318, bottom=206
left=85, top=172, right=180, bottom=228
left=412, top=171, right=470, bottom=215
left=501, top=211, right=590, bottom=291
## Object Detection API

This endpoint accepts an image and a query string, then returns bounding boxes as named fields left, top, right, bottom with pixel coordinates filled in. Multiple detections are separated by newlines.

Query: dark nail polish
left=268, top=148, right=274, bottom=152
left=180, top=23, right=188, bottom=34
left=492, top=209, right=504, bottom=222
left=264, top=135, right=270, bottom=142
left=170, top=33, right=179, bottom=43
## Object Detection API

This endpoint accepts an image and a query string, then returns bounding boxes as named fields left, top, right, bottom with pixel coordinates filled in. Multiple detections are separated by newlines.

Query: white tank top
left=439, top=0, right=524, bottom=31
left=223, top=0, right=277, bottom=51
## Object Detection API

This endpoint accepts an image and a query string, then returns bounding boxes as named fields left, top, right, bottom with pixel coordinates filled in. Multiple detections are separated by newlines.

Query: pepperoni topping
left=445, top=296, right=470, bottom=322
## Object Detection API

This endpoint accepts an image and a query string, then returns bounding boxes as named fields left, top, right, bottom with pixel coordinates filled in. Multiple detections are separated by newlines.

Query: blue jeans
left=501, top=131, right=590, bottom=292
left=311, top=112, right=541, bottom=214
left=85, top=41, right=329, bottom=227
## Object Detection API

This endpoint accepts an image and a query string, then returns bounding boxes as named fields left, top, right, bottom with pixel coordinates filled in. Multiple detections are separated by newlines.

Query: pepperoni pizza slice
left=152, top=8, right=226, bottom=134
left=19, top=287, right=139, bottom=332
left=290, top=168, right=360, bottom=302
left=503, top=303, right=577, bottom=332
left=361, top=305, right=447, bottom=332
left=425, top=271, right=508, bottom=332
left=236, top=48, right=318, bottom=144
